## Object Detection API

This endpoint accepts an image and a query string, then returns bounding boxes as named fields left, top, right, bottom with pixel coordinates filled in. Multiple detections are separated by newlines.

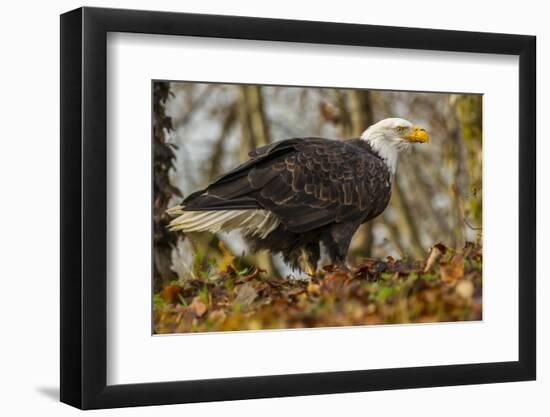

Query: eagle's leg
left=326, top=222, right=359, bottom=273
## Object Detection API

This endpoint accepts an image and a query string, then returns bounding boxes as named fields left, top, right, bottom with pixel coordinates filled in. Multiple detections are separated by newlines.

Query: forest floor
left=153, top=242, right=482, bottom=334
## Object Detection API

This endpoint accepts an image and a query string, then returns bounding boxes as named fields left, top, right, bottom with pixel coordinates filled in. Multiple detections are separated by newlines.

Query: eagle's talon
left=334, top=262, right=351, bottom=274
left=305, top=264, right=317, bottom=278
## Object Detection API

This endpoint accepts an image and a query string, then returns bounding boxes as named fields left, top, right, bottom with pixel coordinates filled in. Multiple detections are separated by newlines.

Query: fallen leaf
left=208, top=309, right=227, bottom=322
left=159, top=285, right=183, bottom=304
left=440, top=254, right=464, bottom=283
left=282, top=287, right=306, bottom=299
left=307, top=280, right=320, bottom=296
left=153, top=242, right=483, bottom=334
left=353, top=259, right=387, bottom=281
left=234, top=283, right=258, bottom=307
left=424, top=242, right=448, bottom=273
left=217, top=240, right=236, bottom=273
left=189, top=296, right=207, bottom=317
left=239, top=267, right=266, bottom=282
left=455, top=280, right=474, bottom=299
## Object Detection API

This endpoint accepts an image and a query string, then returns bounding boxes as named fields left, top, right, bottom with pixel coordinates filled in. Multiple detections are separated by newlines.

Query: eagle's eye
left=396, top=126, right=408, bottom=134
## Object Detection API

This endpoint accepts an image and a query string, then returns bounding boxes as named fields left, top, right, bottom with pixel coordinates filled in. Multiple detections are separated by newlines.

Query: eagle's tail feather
left=165, top=205, right=185, bottom=217
left=167, top=208, right=280, bottom=239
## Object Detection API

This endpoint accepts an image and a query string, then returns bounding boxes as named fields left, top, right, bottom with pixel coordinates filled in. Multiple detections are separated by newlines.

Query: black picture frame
left=60, top=6, right=536, bottom=410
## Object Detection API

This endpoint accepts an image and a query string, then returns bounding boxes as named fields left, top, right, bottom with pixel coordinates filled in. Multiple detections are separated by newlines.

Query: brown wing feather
left=180, top=138, right=392, bottom=233
left=248, top=138, right=391, bottom=232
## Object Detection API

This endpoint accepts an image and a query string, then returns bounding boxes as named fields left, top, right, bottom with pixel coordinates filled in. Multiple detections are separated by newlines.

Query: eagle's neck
left=361, top=129, right=404, bottom=175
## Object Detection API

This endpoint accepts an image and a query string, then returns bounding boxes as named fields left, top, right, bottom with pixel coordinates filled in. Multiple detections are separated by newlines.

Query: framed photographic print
left=60, top=6, right=536, bottom=409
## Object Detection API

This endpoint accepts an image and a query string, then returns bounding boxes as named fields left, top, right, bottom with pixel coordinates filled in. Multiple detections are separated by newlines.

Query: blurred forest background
left=154, top=81, right=482, bottom=289
left=153, top=81, right=483, bottom=333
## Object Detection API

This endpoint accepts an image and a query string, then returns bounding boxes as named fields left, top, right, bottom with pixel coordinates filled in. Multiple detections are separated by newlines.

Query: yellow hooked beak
left=404, top=125, right=429, bottom=143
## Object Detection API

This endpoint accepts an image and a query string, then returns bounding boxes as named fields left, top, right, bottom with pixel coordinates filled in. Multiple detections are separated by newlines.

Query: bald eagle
left=167, top=118, right=428, bottom=273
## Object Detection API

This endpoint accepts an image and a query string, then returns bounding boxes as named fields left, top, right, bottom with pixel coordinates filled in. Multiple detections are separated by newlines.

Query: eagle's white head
left=361, top=117, right=429, bottom=174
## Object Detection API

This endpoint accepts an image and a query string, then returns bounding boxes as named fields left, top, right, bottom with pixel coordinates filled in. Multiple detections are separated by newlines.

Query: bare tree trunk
left=455, top=95, right=483, bottom=235
left=153, top=82, right=182, bottom=289
left=236, top=85, right=279, bottom=277
left=390, top=179, right=425, bottom=259
left=347, top=90, right=376, bottom=262
left=334, top=90, right=352, bottom=138
left=208, top=105, right=237, bottom=182
left=348, top=90, right=374, bottom=136
left=401, top=157, right=454, bottom=240
left=236, top=87, right=254, bottom=163
left=243, top=86, right=270, bottom=147
left=381, top=213, right=405, bottom=258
